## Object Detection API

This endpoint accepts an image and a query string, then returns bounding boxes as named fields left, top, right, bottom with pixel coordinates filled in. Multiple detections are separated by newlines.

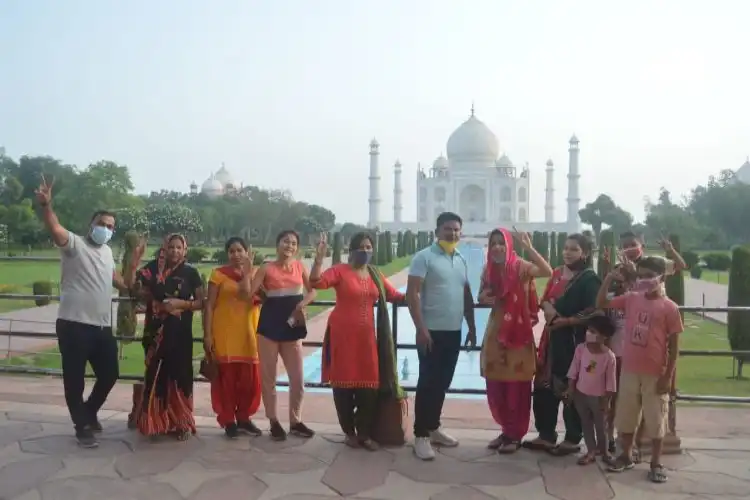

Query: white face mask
left=585, top=331, right=599, bottom=344
left=90, top=226, right=113, bottom=245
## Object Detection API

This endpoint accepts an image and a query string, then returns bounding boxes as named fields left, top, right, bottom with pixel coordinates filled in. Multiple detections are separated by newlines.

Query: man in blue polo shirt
left=406, top=211, right=476, bottom=460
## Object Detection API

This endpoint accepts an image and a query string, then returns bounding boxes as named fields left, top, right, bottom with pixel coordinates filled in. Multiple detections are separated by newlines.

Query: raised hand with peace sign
left=35, top=173, right=54, bottom=206
left=314, top=232, right=328, bottom=261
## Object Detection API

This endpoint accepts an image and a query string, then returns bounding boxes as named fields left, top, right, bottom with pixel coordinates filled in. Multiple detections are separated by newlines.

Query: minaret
left=368, top=138, right=381, bottom=229
left=393, top=160, right=403, bottom=223
left=544, top=159, right=554, bottom=223
left=566, top=135, right=581, bottom=231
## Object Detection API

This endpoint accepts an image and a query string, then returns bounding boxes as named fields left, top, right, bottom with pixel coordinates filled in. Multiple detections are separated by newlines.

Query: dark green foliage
left=371, top=232, right=380, bottom=265
left=537, top=232, right=549, bottom=262
left=702, top=252, right=731, bottom=271
left=664, top=235, right=685, bottom=317
left=549, top=231, right=558, bottom=267
left=385, top=231, right=393, bottom=263
left=682, top=250, right=700, bottom=270
left=186, top=247, right=209, bottom=263
left=403, top=230, right=414, bottom=255
left=597, top=229, right=616, bottom=278
left=690, top=266, right=703, bottom=279
left=396, top=231, right=404, bottom=257
left=556, top=232, right=568, bottom=269
left=253, top=252, right=265, bottom=266
left=377, top=232, right=388, bottom=265
left=728, top=245, right=750, bottom=377
left=32, top=280, right=52, bottom=307
left=332, top=232, right=342, bottom=265
left=212, top=249, right=229, bottom=264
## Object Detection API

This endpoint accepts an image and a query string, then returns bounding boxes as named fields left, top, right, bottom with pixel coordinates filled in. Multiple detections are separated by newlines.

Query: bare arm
left=664, top=334, right=679, bottom=382
left=463, top=282, right=476, bottom=331
left=309, top=256, right=324, bottom=283
left=406, top=275, right=428, bottom=333
left=239, top=265, right=266, bottom=301
left=524, top=246, right=553, bottom=278
left=297, top=266, right=317, bottom=308
left=39, top=204, right=70, bottom=248
left=112, top=271, right=130, bottom=293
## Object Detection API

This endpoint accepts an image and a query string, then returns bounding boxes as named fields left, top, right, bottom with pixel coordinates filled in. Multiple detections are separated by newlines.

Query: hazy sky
left=1, top=1, right=748, bottom=225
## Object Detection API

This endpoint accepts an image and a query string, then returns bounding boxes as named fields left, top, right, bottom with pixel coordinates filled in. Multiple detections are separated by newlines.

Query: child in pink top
left=596, top=256, right=683, bottom=484
left=565, top=314, right=617, bottom=465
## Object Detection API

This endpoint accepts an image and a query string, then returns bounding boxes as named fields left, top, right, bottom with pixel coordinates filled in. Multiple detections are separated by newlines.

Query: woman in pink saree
left=479, top=228, right=553, bottom=453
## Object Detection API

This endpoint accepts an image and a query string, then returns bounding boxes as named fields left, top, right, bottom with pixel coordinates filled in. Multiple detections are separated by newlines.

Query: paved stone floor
left=1, top=399, right=749, bottom=500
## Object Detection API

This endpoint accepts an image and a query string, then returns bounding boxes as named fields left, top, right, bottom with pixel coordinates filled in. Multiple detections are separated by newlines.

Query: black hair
left=275, top=229, right=299, bottom=246
left=566, top=233, right=594, bottom=267
left=586, top=314, right=616, bottom=338
left=90, top=210, right=116, bottom=223
left=436, top=211, right=462, bottom=229
left=619, top=231, right=643, bottom=243
left=349, top=231, right=374, bottom=253
left=225, top=236, right=248, bottom=253
left=637, top=256, right=667, bottom=275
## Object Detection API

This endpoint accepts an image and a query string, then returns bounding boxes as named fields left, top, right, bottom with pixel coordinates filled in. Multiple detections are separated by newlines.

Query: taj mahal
left=369, top=108, right=583, bottom=236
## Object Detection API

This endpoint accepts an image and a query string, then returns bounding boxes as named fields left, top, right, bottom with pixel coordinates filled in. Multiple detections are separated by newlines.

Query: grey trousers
left=574, top=391, right=608, bottom=454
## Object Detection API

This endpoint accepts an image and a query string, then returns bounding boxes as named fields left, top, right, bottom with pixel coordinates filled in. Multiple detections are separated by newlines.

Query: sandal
left=577, top=453, right=596, bottom=465
left=344, top=435, right=360, bottom=449
left=360, top=438, right=379, bottom=452
left=632, top=448, right=642, bottom=464
left=648, top=464, right=668, bottom=483
left=521, top=437, right=556, bottom=451
left=488, top=434, right=505, bottom=450
left=547, top=442, right=580, bottom=457
left=497, top=440, right=521, bottom=455
left=607, top=454, right=635, bottom=473
left=176, top=430, right=191, bottom=441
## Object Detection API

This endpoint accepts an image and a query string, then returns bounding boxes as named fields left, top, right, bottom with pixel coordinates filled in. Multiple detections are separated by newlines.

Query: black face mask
left=566, top=258, right=587, bottom=271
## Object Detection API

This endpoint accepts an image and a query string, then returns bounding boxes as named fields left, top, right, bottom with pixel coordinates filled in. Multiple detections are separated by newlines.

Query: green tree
left=579, top=194, right=634, bottom=243
left=146, top=204, right=203, bottom=237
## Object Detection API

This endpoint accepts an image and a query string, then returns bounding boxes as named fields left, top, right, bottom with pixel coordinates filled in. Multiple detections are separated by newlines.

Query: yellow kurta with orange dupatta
left=209, top=266, right=260, bottom=363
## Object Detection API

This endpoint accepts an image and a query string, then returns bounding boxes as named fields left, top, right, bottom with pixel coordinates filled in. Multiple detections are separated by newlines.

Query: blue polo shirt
left=409, top=243, right=468, bottom=331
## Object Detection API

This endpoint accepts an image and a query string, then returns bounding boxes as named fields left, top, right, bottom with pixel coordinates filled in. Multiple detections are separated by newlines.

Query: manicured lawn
left=690, top=270, right=729, bottom=285
left=5, top=256, right=414, bottom=377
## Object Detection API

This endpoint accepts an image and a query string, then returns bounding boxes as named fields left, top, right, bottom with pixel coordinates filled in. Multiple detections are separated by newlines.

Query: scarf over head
left=157, top=233, right=187, bottom=283
left=485, top=228, right=538, bottom=349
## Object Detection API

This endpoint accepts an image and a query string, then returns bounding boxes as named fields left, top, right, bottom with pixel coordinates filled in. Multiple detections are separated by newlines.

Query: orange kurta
left=313, top=264, right=403, bottom=388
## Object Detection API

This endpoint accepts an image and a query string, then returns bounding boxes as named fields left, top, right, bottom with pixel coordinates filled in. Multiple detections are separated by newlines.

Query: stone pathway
left=1, top=376, right=750, bottom=499
left=684, top=277, right=729, bottom=324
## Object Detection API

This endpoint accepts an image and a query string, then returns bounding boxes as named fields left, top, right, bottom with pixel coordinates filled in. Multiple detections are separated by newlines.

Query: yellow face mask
left=438, top=240, right=458, bottom=254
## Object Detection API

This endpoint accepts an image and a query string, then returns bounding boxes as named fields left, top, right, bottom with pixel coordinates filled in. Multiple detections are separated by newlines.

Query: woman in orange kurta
left=310, top=231, right=404, bottom=450
left=203, top=237, right=263, bottom=439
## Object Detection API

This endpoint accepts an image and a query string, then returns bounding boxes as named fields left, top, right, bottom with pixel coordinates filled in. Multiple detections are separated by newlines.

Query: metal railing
left=1, top=293, right=749, bottom=404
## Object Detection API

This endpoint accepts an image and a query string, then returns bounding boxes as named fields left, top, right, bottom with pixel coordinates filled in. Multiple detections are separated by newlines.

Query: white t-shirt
left=57, top=231, right=115, bottom=327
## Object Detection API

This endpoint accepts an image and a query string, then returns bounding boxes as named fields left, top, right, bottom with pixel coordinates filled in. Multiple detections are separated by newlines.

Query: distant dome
left=446, top=111, right=499, bottom=164
left=214, top=163, right=233, bottom=187
left=496, top=154, right=513, bottom=167
left=432, top=154, right=448, bottom=170
left=201, top=174, right=224, bottom=198
left=737, top=157, right=750, bottom=184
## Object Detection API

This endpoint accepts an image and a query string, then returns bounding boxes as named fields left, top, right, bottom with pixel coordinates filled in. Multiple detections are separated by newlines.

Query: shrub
left=32, top=280, right=53, bottom=307
left=702, top=252, right=731, bottom=271
left=728, top=245, right=750, bottom=377
left=377, top=232, right=388, bottom=265
left=549, top=231, right=558, bottom=267
left=212, top=250, right=229, bottom=264
left=557, top=232, right=568, bottom=269
left=255, top=253, right=266, bottom=266
left=186, top=247, right=209, bottom=263
left=689, top=266, right=703, bottom=279
left=303, top=250, right=313, bottom=259
left=664, top=234, right=685, bottom=315
left=682, top=250, right=700, bottom=270
left=385, top=231, right=393, bottom=263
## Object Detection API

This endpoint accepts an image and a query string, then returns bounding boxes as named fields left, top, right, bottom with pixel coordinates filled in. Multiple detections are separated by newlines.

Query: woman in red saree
left=479, top=228, right=552, bottom=453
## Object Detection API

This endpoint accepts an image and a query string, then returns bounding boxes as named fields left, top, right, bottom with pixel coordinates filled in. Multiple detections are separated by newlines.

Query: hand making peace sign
left=315, top=232, right=328, bottom=260
left=511, top=226, right=532, bottom=250
left=34, top=174, right=54, bottom=206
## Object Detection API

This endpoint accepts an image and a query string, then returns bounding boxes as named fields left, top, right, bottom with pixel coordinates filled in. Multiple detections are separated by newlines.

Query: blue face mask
left=351, top=250, right=373, bottom=267
left=90, top=226, right=113, bottom=245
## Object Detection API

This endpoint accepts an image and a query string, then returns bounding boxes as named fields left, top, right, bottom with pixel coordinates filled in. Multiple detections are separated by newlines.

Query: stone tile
left=114, top=447, right=190, bottom=479
left=279, top=434, right=343, bottom=465
left=148, top=460, right=237, bottom=497
left=255, top=468, right=338, bottom=500
left=476, top=478, right=557, bottom=500
left=392, top=449, right=537, bottom=486
left=189, top=474, right=268, bottom=499
left=608, top=481, right=697, bottom=500
left=0, top=456, right=63, bottom=499
left=607, top=467, right=750, bottom=496
left=20, top=435, right=131, bottom=458
left=322, top=446, right=393, bottom=496
left=539, top=457, right=614, bottom=500
left=354, top=471, right=449, bottom=500
left=430, top=485, right=496, bottom=499
left=0, top=422, right=44, bottom=448
left=11, top=489, right=42, bottom=500
left=250, top=435, right=309, bottom=453
left=37, top=475, right=184, bottom=500
left=196, top=448, right=323, bottom=474
left=5, top=412, right=71, bottom=425
left=0, top=442, right=41, bottom=469
left=50, top=456, right=119, bottom=480
left=672, top=451, right=750, bottom=482
left=435, top=439, right=496, bottom=462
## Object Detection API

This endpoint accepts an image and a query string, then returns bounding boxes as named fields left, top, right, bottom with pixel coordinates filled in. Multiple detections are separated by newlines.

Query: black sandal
left=521, top=437, right=556, bottom=451
left=547, top=443, right=580, bottom=457
left=488, top=434, right=505, bottom=450
left=648, top=464, right=668, bottom=483
left=497, top=440, right=521, bottom=454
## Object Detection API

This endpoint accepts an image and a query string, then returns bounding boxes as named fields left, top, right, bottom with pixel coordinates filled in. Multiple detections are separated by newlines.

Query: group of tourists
left=36, top=173, right=685, bottom=484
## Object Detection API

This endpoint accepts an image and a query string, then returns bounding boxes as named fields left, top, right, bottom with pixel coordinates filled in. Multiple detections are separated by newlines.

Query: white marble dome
left=446, top=112, right=500, bottom=164
left=432, top=154, right=448, bottom=170
left=201, top=175, right=224, bottom=198
left=214, top=163, right=233, bottom=187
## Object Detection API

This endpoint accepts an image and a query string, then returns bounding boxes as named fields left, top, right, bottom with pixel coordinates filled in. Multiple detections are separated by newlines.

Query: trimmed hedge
left=728, top=245, right=750, bottom=377
left=331, top=232, right=343, bottom=265
left=32, top=280, right=52, bottom=307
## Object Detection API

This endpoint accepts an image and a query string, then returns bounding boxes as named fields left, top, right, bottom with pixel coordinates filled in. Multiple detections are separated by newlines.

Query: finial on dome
left=546, top=158, right=554, bottom=167
left=569, top=134, right=579, bottom=144
left=394, top=159, right=401, bottom=168
left=470, top=101, right=475, bottom=117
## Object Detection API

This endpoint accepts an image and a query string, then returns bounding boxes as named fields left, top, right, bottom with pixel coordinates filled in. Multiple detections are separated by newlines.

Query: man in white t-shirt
left=35, top=176, right=140, bottom=448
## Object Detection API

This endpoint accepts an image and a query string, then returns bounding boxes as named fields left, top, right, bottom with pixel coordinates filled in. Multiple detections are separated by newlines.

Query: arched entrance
left=459, top=185, right=486, bottom=222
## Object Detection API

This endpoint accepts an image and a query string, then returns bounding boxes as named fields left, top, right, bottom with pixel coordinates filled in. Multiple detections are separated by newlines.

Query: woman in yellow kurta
left=204, top=237, right=263, bottom=439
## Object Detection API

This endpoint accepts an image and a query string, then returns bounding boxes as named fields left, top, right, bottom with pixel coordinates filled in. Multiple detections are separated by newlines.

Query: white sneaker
left=430, top=428, right=459, bottom=448
left=414, top=437, right=436, bottom=460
